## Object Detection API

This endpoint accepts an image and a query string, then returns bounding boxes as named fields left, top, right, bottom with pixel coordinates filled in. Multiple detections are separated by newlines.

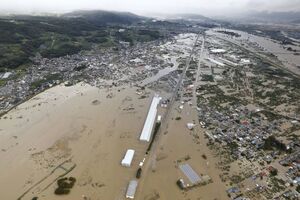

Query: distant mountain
left=172, top=14, right=212, bottom=21
left=63, top=10, right=145, bottom=25
left=162, top=13, right=214, bottom=23
left=153, top=13, right=219, bottom=28
left=292, top=18, right=300, bottom=24
left=226, top=11, right=300, bottom=23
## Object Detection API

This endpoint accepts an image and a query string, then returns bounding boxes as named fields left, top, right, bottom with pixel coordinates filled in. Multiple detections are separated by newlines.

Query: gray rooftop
left=179, top=164, right=201, bottom=185
left=126, top=180, right=138, bottom=199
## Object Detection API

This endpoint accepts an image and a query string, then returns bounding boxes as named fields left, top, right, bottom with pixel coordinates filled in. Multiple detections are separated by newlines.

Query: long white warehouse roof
left=121, top=149, right=135, bottom=167
left=207, top=58, right=225, bottom=67
left=210, top=48, right=226, bottom=53
left=139, top=95, right=160, bottom=142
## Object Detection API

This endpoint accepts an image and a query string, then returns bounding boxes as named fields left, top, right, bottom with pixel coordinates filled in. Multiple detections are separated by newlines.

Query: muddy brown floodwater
left=136, top=100, right=229, bottom=200
left=0, top=83, right=160, bottom=200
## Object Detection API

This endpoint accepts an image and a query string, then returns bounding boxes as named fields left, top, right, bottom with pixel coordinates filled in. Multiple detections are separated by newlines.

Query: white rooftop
left=121, top=149, right=135, bottom=167
left=210, top=49, right=226, bottom=53
left=207, top=58, right=225, bottom=67
left=240, top=59, right=251, bottom=64
left=2, top=72, right=12, bottom=79
left=139, top=95, right=160, bottom=142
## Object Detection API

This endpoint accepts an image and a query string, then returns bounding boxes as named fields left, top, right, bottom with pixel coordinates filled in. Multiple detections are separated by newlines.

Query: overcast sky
left=1, top=0, right=300, bottom=16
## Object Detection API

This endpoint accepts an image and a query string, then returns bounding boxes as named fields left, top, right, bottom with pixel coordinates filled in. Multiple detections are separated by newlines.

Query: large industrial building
left=139, top=95, right=161, bottom=142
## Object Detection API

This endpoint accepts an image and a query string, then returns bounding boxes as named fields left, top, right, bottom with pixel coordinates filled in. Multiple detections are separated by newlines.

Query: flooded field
left=0, top=81, right=226, bottom=200
left=0, top=83, right=160, bottom=200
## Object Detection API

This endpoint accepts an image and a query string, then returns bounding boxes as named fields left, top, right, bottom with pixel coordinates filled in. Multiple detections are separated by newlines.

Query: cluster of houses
left=193, top=36, right=300, bottom=199
left=0, top=34, right=188, bottom=115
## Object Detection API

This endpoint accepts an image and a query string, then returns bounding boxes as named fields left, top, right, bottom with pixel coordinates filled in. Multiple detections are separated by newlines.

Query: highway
left=192, top=34, right=205, bottom=105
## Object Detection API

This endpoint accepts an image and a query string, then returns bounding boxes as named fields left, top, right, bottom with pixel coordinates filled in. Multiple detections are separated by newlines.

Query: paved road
left=192, top=35, right=205, bottom=106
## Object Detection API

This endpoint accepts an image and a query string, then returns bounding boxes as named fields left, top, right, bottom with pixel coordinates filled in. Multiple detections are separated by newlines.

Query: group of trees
left=54, top=177, right=76, bottom=195
left=114, top=29, right=162, bottom=46
left=0, top=17, right=98, bottom=69
left=263, top=135, right=287, bottom=152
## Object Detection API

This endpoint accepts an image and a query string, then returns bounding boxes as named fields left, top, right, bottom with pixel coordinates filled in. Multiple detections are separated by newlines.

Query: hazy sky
left=1, top=0, right=300, bottom=16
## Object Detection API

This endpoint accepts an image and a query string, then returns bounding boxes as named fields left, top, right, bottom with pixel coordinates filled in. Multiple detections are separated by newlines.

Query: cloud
left=0, top=0, right=299, bottom=16
left=246, top=0, right=300, bottom=12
